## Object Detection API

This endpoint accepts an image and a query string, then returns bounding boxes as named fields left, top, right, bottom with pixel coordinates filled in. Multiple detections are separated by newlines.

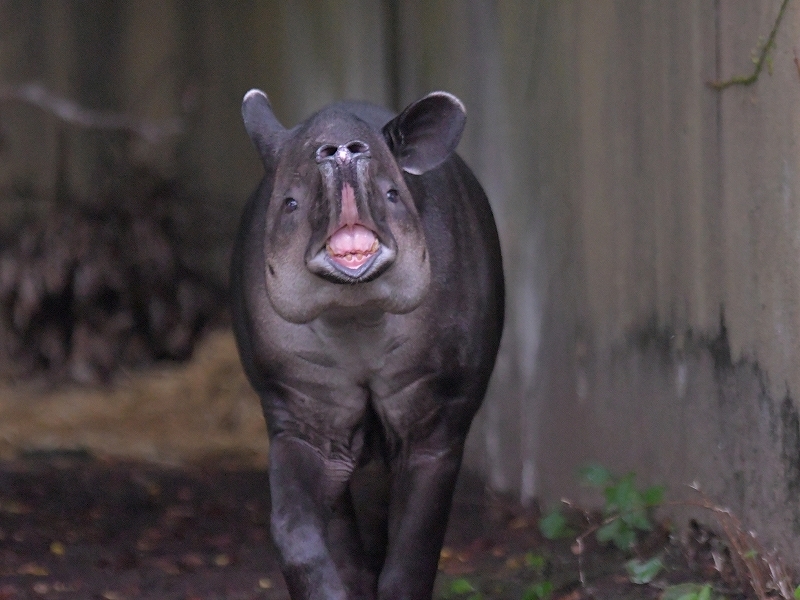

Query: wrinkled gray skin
left=231, top=89, right=504, bottom=600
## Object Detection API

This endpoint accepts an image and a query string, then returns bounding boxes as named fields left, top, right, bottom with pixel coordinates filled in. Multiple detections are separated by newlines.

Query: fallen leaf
left=178, top=553, right=205, bottom=569
left=17, top=563, right=48, bottom=576
left=32, top=582, right=49, bottom=594
left=441, top=562, right=476, bottom=576
left=152, top=558, right=180, bottom=575
left=213, top=553, right=230, bottom=567
left=50, top=541, right=66, bottom=555
left=0, top=500, right=32, bottom=515
left=0, top=585, right=16, bottom=600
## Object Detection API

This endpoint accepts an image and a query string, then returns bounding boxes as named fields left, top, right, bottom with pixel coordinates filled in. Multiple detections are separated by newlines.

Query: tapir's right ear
left=242, top=89, right=287, bottom=171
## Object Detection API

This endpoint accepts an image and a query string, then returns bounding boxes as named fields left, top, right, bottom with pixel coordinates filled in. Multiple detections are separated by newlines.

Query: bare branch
left=0, top=82, right=183, bottom=144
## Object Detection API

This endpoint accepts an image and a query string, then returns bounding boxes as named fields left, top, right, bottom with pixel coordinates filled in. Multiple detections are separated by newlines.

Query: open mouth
left=326, top=224, right=380, bottom=270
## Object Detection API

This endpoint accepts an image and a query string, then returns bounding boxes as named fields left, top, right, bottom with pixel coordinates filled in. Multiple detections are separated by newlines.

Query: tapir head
left=242, top=90, right=466, bottom=323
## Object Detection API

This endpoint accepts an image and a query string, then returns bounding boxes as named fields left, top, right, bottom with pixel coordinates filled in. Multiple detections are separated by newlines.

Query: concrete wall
left=2, top=0, right=800, bottom=566
left=446, top=0, right=800, bottom=565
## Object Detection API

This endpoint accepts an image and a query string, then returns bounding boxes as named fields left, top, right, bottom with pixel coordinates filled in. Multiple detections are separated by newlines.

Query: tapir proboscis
left=231, top=88, right=504, bottom=600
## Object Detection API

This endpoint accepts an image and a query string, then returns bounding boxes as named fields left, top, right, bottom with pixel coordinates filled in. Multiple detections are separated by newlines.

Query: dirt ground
left=0, top=453, right=767, bottom=600
left=0, top=330, right=785, bottom=599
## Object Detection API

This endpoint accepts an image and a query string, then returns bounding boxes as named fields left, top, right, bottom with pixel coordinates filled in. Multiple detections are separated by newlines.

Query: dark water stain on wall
left=780, top=394, right=800, bottom=499
left=621, top=305, right=800, bottom=541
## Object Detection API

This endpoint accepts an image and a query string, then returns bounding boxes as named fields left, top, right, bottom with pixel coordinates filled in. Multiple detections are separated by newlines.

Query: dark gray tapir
left=231, top=88, right=504, bottom=600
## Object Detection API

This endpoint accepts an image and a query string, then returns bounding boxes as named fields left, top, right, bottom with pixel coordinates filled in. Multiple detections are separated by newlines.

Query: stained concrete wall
left=2, top=0, right=800, bottom=567
left=440, top=0, right=800, bottom=566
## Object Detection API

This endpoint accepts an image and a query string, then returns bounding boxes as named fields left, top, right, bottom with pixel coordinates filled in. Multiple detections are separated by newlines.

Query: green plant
left=521, top=581, right=552, bottom=600
left=524, top=552, right=547, bottom=573
left=625, top=555, right=664, bottom=584
left=660, top=582, right=720, bottom=600
left=580, top=464, right=664, bottom=551
left=444, top=577, right=482, bottom=600
left=538, top=508, right=572, bottom=540
left=539, top=464, right=665, bottom=552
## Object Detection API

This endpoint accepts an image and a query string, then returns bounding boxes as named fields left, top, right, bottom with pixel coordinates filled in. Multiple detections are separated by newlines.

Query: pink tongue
left=327, top=225, right=377, bottom=269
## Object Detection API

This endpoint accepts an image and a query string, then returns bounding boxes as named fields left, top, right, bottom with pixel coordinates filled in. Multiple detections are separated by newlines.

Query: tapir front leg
left=377, top=443, right=465, bottom=600
left=268, top=434, right=353, bottom=600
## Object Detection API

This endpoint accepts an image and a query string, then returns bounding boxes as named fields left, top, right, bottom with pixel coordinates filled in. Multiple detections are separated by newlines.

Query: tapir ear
left=242, top=89, right=287, bottom=171
left=383, top=91, right=466, bottom=175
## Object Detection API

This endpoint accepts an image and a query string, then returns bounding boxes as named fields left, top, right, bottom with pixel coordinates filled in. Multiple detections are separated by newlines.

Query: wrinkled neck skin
left=315, top=305, right=387, bottom=331
left=261, top=110, right=431, bottom=325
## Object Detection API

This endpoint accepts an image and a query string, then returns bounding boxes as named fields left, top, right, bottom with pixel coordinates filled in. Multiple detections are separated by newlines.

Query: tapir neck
left=316, top=306, right=386, bottom=329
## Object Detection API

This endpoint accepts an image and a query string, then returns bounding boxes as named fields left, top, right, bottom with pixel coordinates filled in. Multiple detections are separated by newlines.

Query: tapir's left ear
left=383, top=91, right=466, bottom=175
left=242, top=89, right=287, bottom=172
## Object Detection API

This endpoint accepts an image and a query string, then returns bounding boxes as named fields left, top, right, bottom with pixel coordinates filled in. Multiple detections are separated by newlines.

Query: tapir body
left=231, top=89, right=504, bottom=600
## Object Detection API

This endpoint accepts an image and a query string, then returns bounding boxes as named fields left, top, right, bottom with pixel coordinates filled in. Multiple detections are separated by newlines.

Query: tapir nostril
left=316, top=142, right=370, bottom=165
left=315, top=144, right=338, bottom=162
left=346, top=141, right=369, bottom=154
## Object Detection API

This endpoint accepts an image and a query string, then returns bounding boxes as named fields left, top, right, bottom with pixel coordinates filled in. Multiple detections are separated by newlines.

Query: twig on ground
left=683, top=485, right=795, bottom=600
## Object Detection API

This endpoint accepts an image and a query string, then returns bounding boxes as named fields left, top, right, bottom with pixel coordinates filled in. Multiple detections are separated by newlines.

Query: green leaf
left=622, top=508, right=652, bottom=532
left=597, top=518, right=636, bottom=550
left=616, top=526, right=637, bottom=550
left=794, top=585, right=800, bottom=600
left=661, top=583, right=712, bottom=600
left=610, top=473, right=638, bottom=510
left=524, top=552, right=547, bottom=571
left=522, top=581, right=553, bottom=600
left=625, top=555, right=664, bottom=584
left=449, top=578, right=476, bottom=595
left=579, top=464, right=613, bottom=487
left=597, top=519, right=622, bottom=543
left=641, top=485, right=665, bottom=506
left=539, top=509, right=570, bottom=539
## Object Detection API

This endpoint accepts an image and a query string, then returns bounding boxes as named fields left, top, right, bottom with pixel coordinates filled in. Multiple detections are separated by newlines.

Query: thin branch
left=708, top=0, right=791, bottom=91
left=0, top=82, right=183, bottom=143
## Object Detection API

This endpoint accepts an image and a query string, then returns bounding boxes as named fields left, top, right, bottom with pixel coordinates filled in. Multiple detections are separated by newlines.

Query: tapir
left=231, top=89, right=504, bottom=600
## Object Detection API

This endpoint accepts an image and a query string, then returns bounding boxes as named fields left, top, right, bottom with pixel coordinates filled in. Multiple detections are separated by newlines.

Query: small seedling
left=444, top=577, right=482, bottom=600
left=522, top=580, right=552, bottom=600
left=524, top=552, right=547, bottom=573
left=580, top=464, right=664, bottom=551
left=538, top=509, right=573, bottom=540
left=625, top=555, right=664, bottom=584
left=661, top=582, right=719, bottom=600
left=539, top=465, right=664, bottom=552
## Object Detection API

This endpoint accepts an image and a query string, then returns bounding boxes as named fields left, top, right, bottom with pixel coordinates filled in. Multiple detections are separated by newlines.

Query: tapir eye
left=386, top=189, right=399, bottom=203
left=283, top=197, right=298, bottom=213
